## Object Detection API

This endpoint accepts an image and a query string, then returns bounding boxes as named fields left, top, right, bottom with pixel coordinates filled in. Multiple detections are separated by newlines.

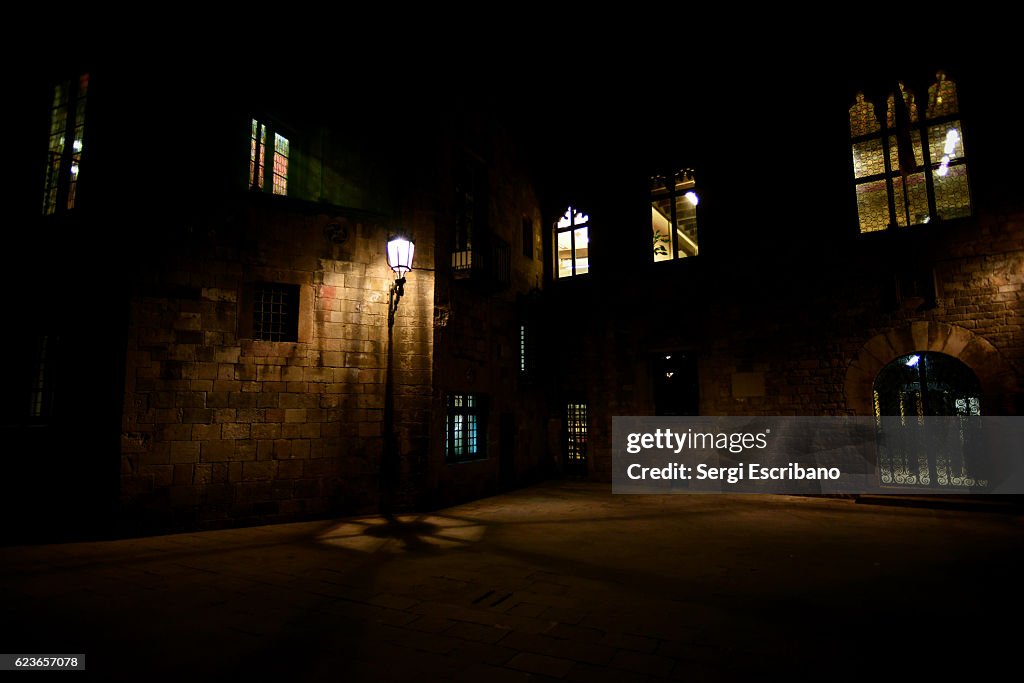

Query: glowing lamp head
left=684, top=191, right=700, bottom=207
left=387, top=235, right=415, bottom=278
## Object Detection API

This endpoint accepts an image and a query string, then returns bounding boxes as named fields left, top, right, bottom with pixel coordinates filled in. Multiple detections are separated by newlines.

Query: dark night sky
left=15, top=27, right=1020, bottom=230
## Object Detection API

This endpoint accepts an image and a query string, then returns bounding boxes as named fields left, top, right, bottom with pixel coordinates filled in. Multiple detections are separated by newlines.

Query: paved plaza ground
left=2, top=482, right=1021, bottom=681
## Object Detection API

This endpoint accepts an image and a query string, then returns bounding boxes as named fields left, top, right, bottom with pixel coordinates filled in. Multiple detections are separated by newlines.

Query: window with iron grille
left=446, top=393, right=485, bottom=462
left=252, top=283, right=299, bottom=342
left=566, top=402, right=588, bottom=469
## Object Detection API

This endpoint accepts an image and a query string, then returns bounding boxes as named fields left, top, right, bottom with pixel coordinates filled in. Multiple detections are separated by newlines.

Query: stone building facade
left=4, top=64, right=546, bottom=539
left=4, top=60, right=1020, bottom=540
left=538, top=65, right=1023, bottom=481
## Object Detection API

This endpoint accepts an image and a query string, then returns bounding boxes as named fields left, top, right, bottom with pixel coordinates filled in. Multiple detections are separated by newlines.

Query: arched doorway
left=874, top=352, right=981, bottom=418
left=844, top=321, right=1016, bottom=416
left=873, top=352, right=986, bottom=488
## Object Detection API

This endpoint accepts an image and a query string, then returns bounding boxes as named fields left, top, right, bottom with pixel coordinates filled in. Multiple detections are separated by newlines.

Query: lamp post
left=382, top=232, right=414, bottom=515
left=387, top=234, right=415, bottom=325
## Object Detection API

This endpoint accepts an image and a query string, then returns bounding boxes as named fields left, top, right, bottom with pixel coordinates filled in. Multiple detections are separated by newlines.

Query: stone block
left=222, top=423, right=251, bottom=440
left=200, top=440, right=234, bottom=462
left=170, top=441, right=200, bottom=463
left=243, top=461, right=276, bottom=481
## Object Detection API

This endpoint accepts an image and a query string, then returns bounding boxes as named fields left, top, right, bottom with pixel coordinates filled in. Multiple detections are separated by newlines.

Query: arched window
left=873, top=352, right=985, bottom=488
left=850, top=71, right=970, bottom=233
left=555, top=206, right=590, bottom=278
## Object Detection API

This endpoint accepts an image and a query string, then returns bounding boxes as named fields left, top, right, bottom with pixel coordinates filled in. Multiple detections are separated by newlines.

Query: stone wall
left=120, top=202, right=435, bottom=530
left=549, top=212, right=1024, bottom=481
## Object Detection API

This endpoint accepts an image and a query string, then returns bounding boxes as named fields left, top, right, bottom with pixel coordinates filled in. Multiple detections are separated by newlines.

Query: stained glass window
left=850, top=72, right=971, bottom=233
left=446, top=394, right=485, bottom=462
left=651, top=169, right=699, bottom=262
left=42, top=74, right=87, bottom=215
left=926, top=71, right=958, bottom=119
left=555, top=206, right=590, bottom=278
left=849, top=92, right=880, bottom=137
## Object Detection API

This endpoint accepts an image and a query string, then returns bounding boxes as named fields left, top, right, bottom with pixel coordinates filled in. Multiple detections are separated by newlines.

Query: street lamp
left=387, top=233, right=415, bottom=324
left=383, top=232, right=415, bottom=512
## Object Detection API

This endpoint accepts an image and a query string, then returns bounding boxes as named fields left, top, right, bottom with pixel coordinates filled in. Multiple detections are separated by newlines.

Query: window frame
left=565, top=400, right=588, bottom=473
left=42, top=73, right=89, bottom=215
left=554, top=206, right=590, bottom=279
left=451, top=155, right=488, bottom=277
left=445, top=393, right=487, bottom=463
left=249, top=117, right=291, bottom=196
left=250, top=282, right=300, bottom=343
left=651, top=169, right=700, bottom=262
left=850, top=74, right=971, bottom=233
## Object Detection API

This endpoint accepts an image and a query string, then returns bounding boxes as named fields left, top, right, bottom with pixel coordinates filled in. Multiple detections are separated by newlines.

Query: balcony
left=450, top=234, right=511, bottom=291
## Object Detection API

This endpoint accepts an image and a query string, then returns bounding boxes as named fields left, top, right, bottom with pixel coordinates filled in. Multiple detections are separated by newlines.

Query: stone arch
left=845, top=322, right=1017, bottom=415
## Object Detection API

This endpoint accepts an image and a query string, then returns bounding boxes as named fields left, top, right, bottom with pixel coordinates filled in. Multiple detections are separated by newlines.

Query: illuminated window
left=850, top=71, right=970, bottom=233
left=249, top=118, right=289, bottom=196
left=651, top=169, right=699, bottom=261
left=566, top=402, right=588, bottom=471
left=272, top=133, right=289, bottom=195
left=446, top=394, right=485, bottom=462
left=252, top=283, right=299, bottom=342
left=42, top=73, right=88, bottom=215
left=555, top=206, right=590, bottom=278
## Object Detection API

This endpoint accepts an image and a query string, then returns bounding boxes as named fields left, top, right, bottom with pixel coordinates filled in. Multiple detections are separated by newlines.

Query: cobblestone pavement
left=2, top=483, right=1021, bottom=681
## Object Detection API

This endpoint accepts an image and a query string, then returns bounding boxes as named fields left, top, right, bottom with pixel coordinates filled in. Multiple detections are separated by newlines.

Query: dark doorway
left=873, top=352, right=985, bottom=489
left=653, top=353, right=699, bottom=416
left=499, top=413, right=516, bottom=488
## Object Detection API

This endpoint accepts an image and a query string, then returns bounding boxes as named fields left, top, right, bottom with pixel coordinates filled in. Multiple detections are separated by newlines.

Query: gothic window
left=850, top=71, right=970, bottom=233
left=555, top=206, right=590, bottom=278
